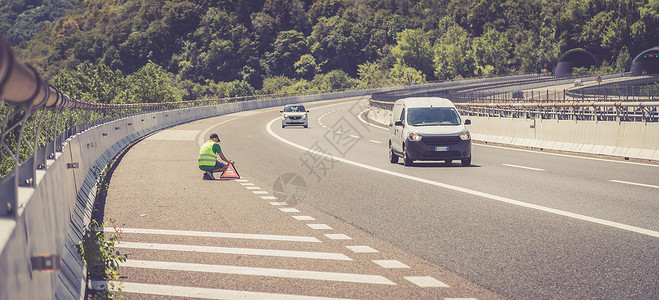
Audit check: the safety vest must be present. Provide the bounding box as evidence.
[198,140,218,167]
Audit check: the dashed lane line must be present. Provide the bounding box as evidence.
[93,281,354,300]
[502,164,545,171]
[103,227,321,243]
[121,259,397,285]
[610,179,659,189]
[116,242,352,261]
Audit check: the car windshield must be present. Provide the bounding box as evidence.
[407,107,461,126]
[284,105,305,113]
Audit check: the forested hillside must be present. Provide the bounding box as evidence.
[6,0,658,103]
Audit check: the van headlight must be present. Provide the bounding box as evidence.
[409,133,422,141]
[459,131,471,140]
[283,114,289,118]
[302,113,307,118]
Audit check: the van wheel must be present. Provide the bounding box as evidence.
[282,125,286,128]
[403,146,413,166]
[304,125,308,128]
[389,143,398,163]
[461,156,471,167]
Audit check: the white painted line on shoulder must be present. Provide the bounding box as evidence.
[103,227,320,242]
[235,179,249,182]
[122,260,396,285]
[292,216,316,221]
[610,180,659,189]
[502,164,545,171]
[246,186,261,190]
[372,260,410,269]
[324,234,352,240]
[270,202,288,206]
[346,246,378,253]
[477,143,659,168]
[261,195,278,200]
[280,208,301,213]
[307,224,333,230]
[404,276,449,288]
[241,183,255,186]
[117,242,351,260]
[252,191,269,194]
[94,281,352,300]
[266,117,659,238]
[368,140,383,144]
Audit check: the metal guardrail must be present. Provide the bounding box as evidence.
[454,101,659,122]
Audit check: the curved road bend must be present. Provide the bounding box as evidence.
[105,96,658,299]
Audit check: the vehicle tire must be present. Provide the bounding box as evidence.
[389,143,398,163]
[282,124,286,128]
[304,125,308,128]
[403,146,413,166]
[444,159,452,164]
[461,156,471,167]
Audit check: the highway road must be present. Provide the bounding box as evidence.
[217,96,658,299]
[104,96,658,299]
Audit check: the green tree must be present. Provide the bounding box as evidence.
[391,28,434,79]
[294,54,320,80]
[50,62,125,104]
[312,70,356,90]
[433,24,474,79]
[388,63,426,85]
[119,61,183,103]
[471,28,511,75]
[265,30,309,78]
[357,61,388,87]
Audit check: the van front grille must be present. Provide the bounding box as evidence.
[422,136,461,146]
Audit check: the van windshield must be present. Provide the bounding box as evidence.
[407,107,461,126]
[284,105,306,112]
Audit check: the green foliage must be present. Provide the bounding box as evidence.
[5,0,656,100]
[77,219,126,298]
[118,61,184,103]
[391,29,434,79]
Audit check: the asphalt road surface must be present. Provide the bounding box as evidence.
[105,96,658,299]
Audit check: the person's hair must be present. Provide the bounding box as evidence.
[209,133,219,139]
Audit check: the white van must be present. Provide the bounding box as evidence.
[388,97,471,166]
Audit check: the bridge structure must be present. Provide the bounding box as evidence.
[1,34,658,299]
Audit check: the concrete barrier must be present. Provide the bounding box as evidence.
[368,105,659,161]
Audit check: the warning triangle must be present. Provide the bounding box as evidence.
[220,163,241,179]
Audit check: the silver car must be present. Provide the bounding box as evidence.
[281,104,309,128]
[389,97,472,166]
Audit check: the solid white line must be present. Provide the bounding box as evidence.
[103,227,320,242]
[502,164,545,171]
[266,117,659,238]
[476,143,659,168]
[117,242,351,260]
[94,281,353,299]
[121,260,396,285]
[610,180,659,189]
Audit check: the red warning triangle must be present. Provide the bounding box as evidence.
[220,163,240,179]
